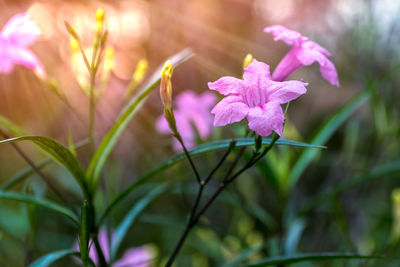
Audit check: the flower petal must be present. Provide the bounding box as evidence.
[243,59,272,85]
[247,102,285,136]
[1,13,40,47]
[319,57,340,87]
[155,114,171,134]
[114,246,153,267]
[211,95,249,126]
[208,77,245,96]
[296,44,339,86]
[268,80,307,104]
[264,25,306,46]
[200,91,217,109]
[271,49,303,82]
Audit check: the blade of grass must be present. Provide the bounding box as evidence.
[245,253,383,267]
[0,191,79,225]
[98,137,323,226]
[0,136,88,197]
[87,49,194,188]
[288,90,371,189]
[110,184,168,261]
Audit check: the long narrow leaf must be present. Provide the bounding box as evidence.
[87,49,194,187]
[29,249,77,267]
[1,158,51,190]
[288,90,370,189]
[99,137,322,225]
[0,136,88,196]
[2,138,89,190]
[110,184,168,261]
[0,191,79,225]
[0,115,28,136]
[246,253,382,267]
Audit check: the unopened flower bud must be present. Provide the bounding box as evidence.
[133,59,148,83]
[65,21,80,41]
[243,53,254,69]
[93,8,105,48]
[104,47,115,72]
[69,37,80,54]
[392,188,400,241]
[160,60,173,108]
[96,8,105,23]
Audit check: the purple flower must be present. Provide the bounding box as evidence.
[264,25,339,86]
[0,13,45,77]
[208,59,307,137]
[74,229,154,267]
[156,91,216,151]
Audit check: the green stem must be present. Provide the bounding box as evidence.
[88,73,95,158]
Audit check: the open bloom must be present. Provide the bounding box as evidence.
[208,59,307,136]
[156,91,216,151]
[74,229,153,267]
[0,13,45,77]
[264,25,339,86]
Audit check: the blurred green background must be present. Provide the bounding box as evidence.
[0,0,399,266]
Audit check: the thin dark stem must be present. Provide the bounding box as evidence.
[175,134,201,184]
[204,140,236,185]
[92,233,108,267]
[0,130,68,205]
[165,141,236,267]
[164,135,280,267]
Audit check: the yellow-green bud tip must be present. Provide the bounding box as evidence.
[392,188,400,204]
[243,53,254,69]
[96,8,105,22]
[161,60,173,79]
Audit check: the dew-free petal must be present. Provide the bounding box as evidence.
[1,13,40,46]
[208,77,245,96]
[268,80,308,104]
[211,94,249,126]
[265,25,339,86]
[247,102,285,136]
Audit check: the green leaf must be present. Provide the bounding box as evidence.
[0,136,88,197]
[1,158,51,190]
[0,115,28,136]
[302,161,400,213]
[79,201,90,267]
[29,249,76,267]
[2,138,89,191]
[222,243,264,267]
[87,49,194,188]
[110,184,168,261]
[245,253,382,266]
[288,90,371,189]
[0,191,79,225]
[99,137,323,225]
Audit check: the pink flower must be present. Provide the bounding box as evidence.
[156,91,216,151]
[208,59,307,137]
[74,229,154,267]
[0,13,45,77]
[264,25,339,86]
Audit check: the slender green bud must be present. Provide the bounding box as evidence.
[65,21,80,41]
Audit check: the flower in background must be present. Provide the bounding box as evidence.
[0,13,45,78]
[208,59,307,136]
[74,229,154,267]
[264,25,339,86]
[156,91,216,151]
